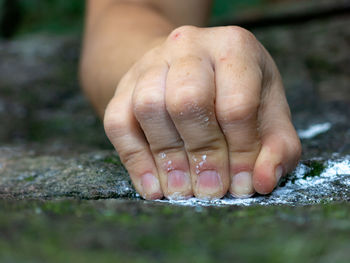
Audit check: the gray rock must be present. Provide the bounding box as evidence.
[0,148,135,199]
[1,146,349,206]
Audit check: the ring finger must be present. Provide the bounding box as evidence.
[132,61,192,199]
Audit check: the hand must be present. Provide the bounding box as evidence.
[104,25,301,200]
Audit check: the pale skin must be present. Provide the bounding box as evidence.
[80,0,302,200]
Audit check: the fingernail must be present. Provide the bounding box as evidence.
[231,171,254,198]
[168,170,190,191]
[141,173,162,199]
[197,170,222,196]
[275,165,283,183]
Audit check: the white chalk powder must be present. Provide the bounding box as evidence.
[155,156,350,207]
[298,122,331,139]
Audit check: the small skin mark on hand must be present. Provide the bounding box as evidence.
[173,32,181,40]
[219,57,227,62]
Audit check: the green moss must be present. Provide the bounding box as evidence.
[280,160,326,187]
[1,200,350,262]
[40,200,82,215]
[24,175,35,182]
[303,160,326,179]
[103,155,122,166]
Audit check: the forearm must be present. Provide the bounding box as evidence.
[80,2,175,116]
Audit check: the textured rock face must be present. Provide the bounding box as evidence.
[0,149,134,199]
[0,6,350,263]
[0,147,349,205]
[0,17,349,205]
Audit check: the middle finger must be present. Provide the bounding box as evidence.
[166,55,229,199]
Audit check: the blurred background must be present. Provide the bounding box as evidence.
[0,0,348,156]
[1,0,341,37]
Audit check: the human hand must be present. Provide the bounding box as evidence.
[104,26,301,200]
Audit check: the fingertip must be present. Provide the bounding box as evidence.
[144,192,164,200]
[164,169,193,199]
[253,163,277,195]
[253,145,282,194]
[253,152,286,194]
[253,130,298,194]
[194,169,228,200]
[140,173,164,200]
[230,171,255,198]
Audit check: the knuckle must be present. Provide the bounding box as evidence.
[276,130,302,161]
[217,99,259,124]
[166,26,201,53]
[168,25,198,41]
[229,141,261,155]
[119,147,146,169]
[174,54,204,67]
[220,26,259,55]
[133,90,165,120]
[226,26,256,45]
[152,143,185,158]
[167,85,211,118]
[187,138,225,154]
[104,100,127,138]
[104,113,125,139]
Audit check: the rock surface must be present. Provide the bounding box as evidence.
[1,147,349,206]
[0,9,350,263]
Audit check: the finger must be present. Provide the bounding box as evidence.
[215,56,262,198]
[132,62,192,199]
[166,55,230,199]
[104,73,163,200]
[253,69,302,194]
